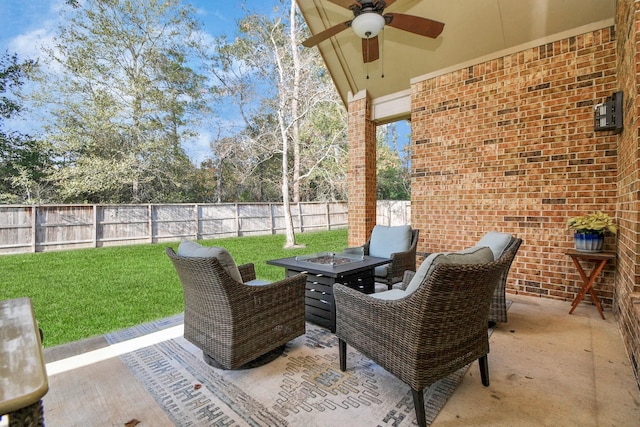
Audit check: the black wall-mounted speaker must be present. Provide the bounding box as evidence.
[594,91,623,133]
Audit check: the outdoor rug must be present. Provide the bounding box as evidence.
[106,314,498,427]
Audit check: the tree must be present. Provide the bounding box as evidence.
[278,0,302,247]
[298,96,349,201]
[377,123,411,200]
[0,53,53,203]
[207,0,347,247]
[35,0,207,203]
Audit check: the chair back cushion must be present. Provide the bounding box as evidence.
[245,279,270,286]
[404,246,494,295]
[371,289,407,300]
[477,231,513,260]
[177,241,243,283]
[368,225,412,258]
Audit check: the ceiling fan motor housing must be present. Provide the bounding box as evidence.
[351,1,386,16]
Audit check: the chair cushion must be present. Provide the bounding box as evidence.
[368,225,412,258]
[177,241,243,283]
[477,231,513,260]
[371,289,407,300]
[245,279,271,286]
[404,246,494,295]
[374,264,388,278]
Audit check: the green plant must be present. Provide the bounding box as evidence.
[567,211,617,235]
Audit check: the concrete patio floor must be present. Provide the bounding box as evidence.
[33,294,640,426]
[434,294,640,426]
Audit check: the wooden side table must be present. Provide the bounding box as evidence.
[565,250,615,319]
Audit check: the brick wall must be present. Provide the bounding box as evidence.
[410,27,618,307]
[614,0,640,386]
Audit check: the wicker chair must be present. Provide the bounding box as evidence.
[166,247,306,369]
[363,227,420,290]
[334,242,519,427]
[487,236,522,324]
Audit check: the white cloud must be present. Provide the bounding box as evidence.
[5,0,64,71]
[9,28,52,61]
[184,131,213,165]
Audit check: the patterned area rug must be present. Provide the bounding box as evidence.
[106,316,481,427]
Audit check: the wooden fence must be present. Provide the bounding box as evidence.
[0,201,410,254]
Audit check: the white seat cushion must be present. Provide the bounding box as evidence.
[404,246,494,295]
[368,225,412,258]
[477,231,513,260]
[177,241,243,283]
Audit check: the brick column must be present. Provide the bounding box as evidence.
[347,90,377,246]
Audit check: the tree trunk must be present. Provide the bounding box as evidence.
[279,0,303,248]
[291,0,301,204]
[282,170,297,248]
[280,108,300,248]
[216,158,223,203]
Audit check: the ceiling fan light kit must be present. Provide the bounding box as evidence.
[351,12,385,38]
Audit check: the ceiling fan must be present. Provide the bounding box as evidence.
[302,0,445,63]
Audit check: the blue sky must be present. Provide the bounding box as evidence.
[0,0,283,163]
[0,1,278,49]
[0,0,410,163]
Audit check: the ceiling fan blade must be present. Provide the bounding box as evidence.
[362,36,380,63]
[385,13,445,38]
[302,21,351,47]
[326,0,362,10]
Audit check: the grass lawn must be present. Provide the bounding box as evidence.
[1,228,348,348]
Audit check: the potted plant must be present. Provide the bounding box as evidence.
[567,211,617,252]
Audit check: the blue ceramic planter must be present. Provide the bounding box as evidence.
[574,232,604,253]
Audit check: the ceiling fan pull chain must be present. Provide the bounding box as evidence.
[366,37,370,79]
[381,29,385,78]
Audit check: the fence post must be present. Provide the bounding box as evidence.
[235,204,240,237]
[148,204,153,243]
[269,203,275,235]
[326,202,331,230]
[31,205,36,253]
[194,204,199,240]
[93,205,98,248]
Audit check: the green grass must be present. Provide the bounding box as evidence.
[0,228,348,348]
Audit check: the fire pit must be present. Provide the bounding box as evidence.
[295,250,364,266]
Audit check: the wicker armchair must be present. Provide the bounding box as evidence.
[487,236,522,324]
[363,227,420,290]
[166,247,306,369]
[334,242,519,427]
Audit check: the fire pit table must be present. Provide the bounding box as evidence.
[267,251,390,332]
